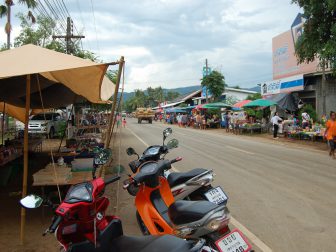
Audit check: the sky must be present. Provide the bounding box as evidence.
[0,0,301,92]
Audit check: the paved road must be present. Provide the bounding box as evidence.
[122,118,336,252]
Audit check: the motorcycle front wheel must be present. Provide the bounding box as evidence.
[136,211,150,235]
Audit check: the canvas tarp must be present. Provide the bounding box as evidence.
[267,93,299,112]
[0,44,115,108]
[0,102,26,122]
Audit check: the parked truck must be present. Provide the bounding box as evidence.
[135,108,155,124]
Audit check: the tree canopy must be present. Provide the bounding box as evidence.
[201,70,225,101]
[292,0,336,71]
[13,12,97,61]
[246,93,262,101]
[123,86,181,112]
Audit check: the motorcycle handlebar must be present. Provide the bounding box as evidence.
[170,156,182,164]
[49,215,62,233]
[104,175,121,186]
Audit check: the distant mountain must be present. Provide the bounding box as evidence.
[122,85,201,101]
[246,86,261,93]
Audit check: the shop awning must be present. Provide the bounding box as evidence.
[0,44,116,108]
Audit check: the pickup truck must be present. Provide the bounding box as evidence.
[28,112,66,138]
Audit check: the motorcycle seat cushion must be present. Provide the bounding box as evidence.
[168,200,220,226]
[167,168,208,187]
[113,235,193,252]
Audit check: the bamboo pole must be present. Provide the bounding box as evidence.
[20,74,31,244]
[1,102,5,145]
[105,56,124,148]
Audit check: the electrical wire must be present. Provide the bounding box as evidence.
[76,0,93,51]
[90,0,100,54]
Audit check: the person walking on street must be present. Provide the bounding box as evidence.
[271,112,282,139]
[122,118,127,128]
[324,111,336,159]
[116,113,121,128]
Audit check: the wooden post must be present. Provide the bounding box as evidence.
[20,74,31,244]
[105,56,124,148]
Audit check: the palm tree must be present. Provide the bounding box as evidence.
[0,0,37,49]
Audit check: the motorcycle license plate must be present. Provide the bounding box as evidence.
[215,229,252,252]
[204,186,228,205]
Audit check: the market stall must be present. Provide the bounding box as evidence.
[241,99,277,134]
[0,44,121,243]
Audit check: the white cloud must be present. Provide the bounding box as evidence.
[0,0,301,91]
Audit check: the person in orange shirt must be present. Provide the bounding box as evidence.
[325,111,336,159]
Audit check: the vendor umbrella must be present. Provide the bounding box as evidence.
[232,100,251,108]
[243,99,277,108]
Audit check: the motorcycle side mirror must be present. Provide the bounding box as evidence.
[126,147,139,159]
[163,128,173,137]
[126,147,136,156]
[20,194,43,209]
[163,128,173,144]
[167,139,179,149]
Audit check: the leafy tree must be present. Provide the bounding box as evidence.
[14,13,60,48]
[225,95,239,105]
[292,0,336,114]
[246,93,262,100]
[165,91,180,101]
[124,89,147,112]
[0,0,37,49]
[201,70,225,101]
[146,86,164,107]
[14,13,96,61]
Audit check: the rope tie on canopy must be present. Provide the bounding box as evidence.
[36,74,62,203]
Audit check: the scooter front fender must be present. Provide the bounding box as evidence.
[135,177,174,235]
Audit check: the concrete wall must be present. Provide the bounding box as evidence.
[315,75,336,117]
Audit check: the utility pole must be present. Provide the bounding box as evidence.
[52,17,85,54]
[205,59,209,103]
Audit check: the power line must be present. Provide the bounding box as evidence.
[75,0,92,51]
[41,0,67,33]
[90,0,100,54]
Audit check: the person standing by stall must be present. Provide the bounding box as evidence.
[196,113,202,129]
[324,111,336,159]
[302,111,311,129]
[177,113,182,127]
[271,112,282,139]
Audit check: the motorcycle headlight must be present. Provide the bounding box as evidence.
[206,208,230,231]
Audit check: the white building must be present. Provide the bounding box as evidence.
[193,87,258,105]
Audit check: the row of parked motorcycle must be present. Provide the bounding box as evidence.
[20,128,253,252]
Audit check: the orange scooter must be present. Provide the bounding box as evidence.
[123,158,253,252]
